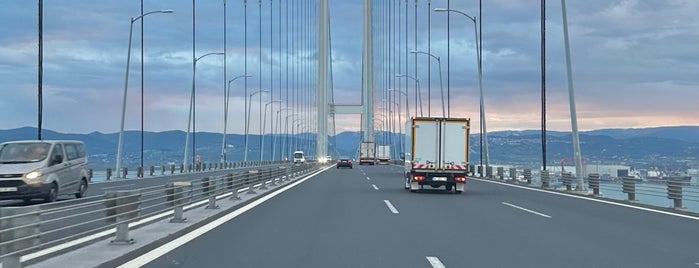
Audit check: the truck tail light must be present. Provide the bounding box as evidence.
[413,176,426,182]
[455,177,467,183]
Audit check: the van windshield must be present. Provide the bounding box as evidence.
[0,142,51,163]
[294,153,304,159]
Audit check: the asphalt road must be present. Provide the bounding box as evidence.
[136,164,699,268]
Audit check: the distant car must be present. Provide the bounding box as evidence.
[336,158,353,169]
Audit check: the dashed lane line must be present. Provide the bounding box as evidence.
[372,184,379,190]
[426,256,446,268]
[502,202,552,218]
[383,200,399,214]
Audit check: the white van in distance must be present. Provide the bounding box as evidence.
[293,150,305,164]
[0,140,90,203]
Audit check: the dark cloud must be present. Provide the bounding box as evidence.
[1,0,697,134]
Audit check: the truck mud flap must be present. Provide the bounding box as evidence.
[410,181,420,192]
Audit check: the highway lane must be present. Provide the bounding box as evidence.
[132,164,698,268]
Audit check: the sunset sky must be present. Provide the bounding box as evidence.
[1,0,697,134]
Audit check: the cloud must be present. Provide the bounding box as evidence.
[1,0,697,135]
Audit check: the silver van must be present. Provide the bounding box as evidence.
[0,140,90,203]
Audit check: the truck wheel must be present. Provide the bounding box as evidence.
[455,190,463,194]
[445,185,453,191]
[404,178,410,190]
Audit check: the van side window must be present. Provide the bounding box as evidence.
[75,143,86,158]
[65,144,79,161]
[50,144,64,166]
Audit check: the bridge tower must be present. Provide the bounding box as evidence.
[317,0,375,158]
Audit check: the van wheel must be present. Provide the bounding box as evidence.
[44,183,58,203]
[75,180,88,198]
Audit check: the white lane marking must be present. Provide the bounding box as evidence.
[472,178,699,221]
[426,256,446,268]
[383,200,399,214]
[101,184,136,190]
[502,202,552,218]
[372,184,379,190]
[366,176,371,181]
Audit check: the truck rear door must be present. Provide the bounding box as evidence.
[413,119,439,169]
[440,120,469,170]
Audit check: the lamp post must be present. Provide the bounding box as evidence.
[221,74,252,162]
[395,75,422,117]
[261,100,282,161]
[434,7,490,170]
[410,50,445,118]
[245,89,269,162]
[116,9,173,179]
[183,52,224,167]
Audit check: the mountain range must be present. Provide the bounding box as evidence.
[1,126,697,171]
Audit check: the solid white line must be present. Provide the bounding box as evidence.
[502,202,552,218]
[366,177,371,180]
[117,166,333,267]
[426,256,446,268]
[472,178,699,221]
[372,184,379,190]
[383,200,399,214]
[101,184,136,190]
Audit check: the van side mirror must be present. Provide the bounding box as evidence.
[51,155,63,166]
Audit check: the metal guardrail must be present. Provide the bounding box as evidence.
[467,166,699,212]
[90,160,286,181]
[0,163,324,268]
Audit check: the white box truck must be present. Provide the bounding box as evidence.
[358,141,376,165]
[376,145,391,164]
[403,117,470,193]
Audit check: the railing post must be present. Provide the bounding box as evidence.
[541,170,550,188]
[523,169,532,184]
[509,168,517,182]
[588,173,601,196]
[622,176,637,201]
[106,168,113,181]
[0,206,40,268]
[228,173,241,201]
[104,190,141,244]
[247,170,258,194]
[136,167,143,178]
[149,166,155,176]
[497,167,504,181]
[260,169,270,190]
[121,167,128,180]
[562,171,573,191]
[486,166,493,179]
[667,179,684,210]
[202,177,219,209]
[166,181,191,223]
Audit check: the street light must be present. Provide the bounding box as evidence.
[221,74,253,162]
[434,7,490,169]
[116,9,173,179]
[389,87,411,119]
[245,89,269,162]
[183,51,224,167]
[261,100,282,161]
[410,50,445,118]
[397,74,423,117]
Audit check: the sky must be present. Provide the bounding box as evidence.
[1,0,698,135]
